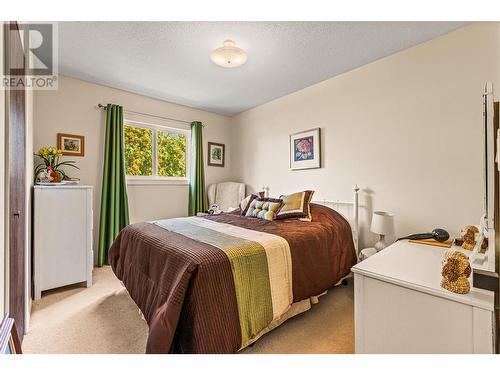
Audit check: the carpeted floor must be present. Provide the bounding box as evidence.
[23,266,354,354]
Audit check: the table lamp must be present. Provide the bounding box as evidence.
[371,211,395,251]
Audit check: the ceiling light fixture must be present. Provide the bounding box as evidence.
[210,40,247,68]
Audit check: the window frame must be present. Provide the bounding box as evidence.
[123,119,191,186]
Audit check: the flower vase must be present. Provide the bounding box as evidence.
[46,167,60,183]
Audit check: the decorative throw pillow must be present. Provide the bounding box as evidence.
[245,197,283,221]
[240,192,265,215]
[276,190,315,221]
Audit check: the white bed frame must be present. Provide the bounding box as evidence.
[312,185,360,257]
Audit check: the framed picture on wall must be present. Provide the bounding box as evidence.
[208,142,225,167]
[289,128,321,170]
[57,133,85,157]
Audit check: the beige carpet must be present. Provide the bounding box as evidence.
[23,266,354,354]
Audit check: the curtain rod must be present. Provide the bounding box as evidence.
[97,103,202,126]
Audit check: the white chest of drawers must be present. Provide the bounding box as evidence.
[34,185,93,300]
[352,241,495,353]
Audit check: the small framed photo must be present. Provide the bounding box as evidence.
[57,133,85,156]
[0,315,22,354]
[208,142,225,167]
[290,128,321,170]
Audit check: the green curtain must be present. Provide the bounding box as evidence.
[98,104,130,266]
[188,121,207,215]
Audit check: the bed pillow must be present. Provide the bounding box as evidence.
[276,190,315,221]
[245,197,283,221]
[240,191,265,215]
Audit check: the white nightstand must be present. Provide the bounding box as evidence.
[351,240,495,353]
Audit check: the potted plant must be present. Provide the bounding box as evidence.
[34,146,79,183]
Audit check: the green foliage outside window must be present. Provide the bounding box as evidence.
[124,125,153,176]
[157,130,187,177]
[124,125,187,177]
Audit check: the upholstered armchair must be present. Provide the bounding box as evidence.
[207,182,246,212]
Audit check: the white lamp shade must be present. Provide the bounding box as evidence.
[370,211,395,235]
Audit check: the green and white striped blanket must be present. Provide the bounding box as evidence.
[154,216,292,346]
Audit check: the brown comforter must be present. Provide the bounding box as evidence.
[109,203,356,353]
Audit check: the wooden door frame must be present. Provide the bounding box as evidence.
[5,21,26,340]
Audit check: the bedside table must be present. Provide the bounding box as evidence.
[351,240,495,353]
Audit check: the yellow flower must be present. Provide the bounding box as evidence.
[38,146,61,159]
[38,147,49,158]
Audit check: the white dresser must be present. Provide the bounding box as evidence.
[352,241,495,353]
[34,185,93,300]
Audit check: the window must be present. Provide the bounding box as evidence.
[124,126,153,176]
[124,121,189,184]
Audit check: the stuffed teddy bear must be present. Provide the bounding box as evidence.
[460,225,479,250]
[208,204,222,215]
[441,251,471,294]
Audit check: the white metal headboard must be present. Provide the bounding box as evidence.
[312,185,360,256]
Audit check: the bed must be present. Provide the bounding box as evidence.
[109,192,358,354]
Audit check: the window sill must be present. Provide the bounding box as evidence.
[126,177,189,186]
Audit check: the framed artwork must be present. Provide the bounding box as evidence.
[0,315,22,354]
[57,133,85,156]
[208,142,225,167]
[289,128,321,170]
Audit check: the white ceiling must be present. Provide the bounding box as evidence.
[58,22,467,116]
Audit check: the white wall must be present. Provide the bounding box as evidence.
[34,75,233,256]
[33,23,500,253]
[230,23,500,248]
